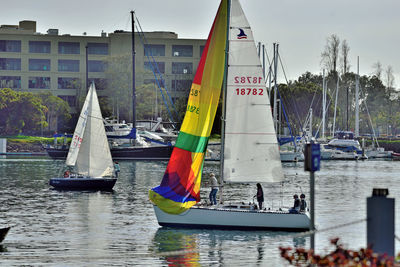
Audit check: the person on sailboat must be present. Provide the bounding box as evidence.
[114,161,120,178]
[289,194,300,213]
[300,194,307,212]
[255,183,264,210]
[209,173,218,205]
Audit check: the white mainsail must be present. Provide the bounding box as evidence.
[65,83,114,177]
[223,0,284,183]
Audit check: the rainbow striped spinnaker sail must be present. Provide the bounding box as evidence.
[149,0,228,215]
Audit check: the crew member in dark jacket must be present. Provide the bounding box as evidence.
[255,183,264,210]
[300,193,307,212]
[289,194,300,213]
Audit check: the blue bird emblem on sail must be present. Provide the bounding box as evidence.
[237,28,247,39]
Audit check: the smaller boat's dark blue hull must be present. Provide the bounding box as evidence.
[0,227,10,243]
[49,178,117,191]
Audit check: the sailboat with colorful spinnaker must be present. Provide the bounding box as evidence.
[149,0,310,231]
[49,83,117,191]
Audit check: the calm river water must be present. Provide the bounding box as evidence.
[0,157,399,266]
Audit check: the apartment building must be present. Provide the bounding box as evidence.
[0,20,206,113]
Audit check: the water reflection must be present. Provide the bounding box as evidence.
[1,159,400,265]
[65,191,114,259]
[293,236,306,248]
[152,228,200,266]
[151,228,305,266]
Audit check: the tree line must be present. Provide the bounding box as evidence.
[278,34,398,138]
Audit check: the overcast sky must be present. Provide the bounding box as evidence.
[3,0,400,86]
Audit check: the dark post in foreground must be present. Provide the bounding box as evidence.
[304,142,320,250]
[367,188,395,256]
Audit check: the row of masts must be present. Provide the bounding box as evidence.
[258,42,362,140]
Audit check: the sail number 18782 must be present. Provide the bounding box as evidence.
[236,88,264,95]
[234,76,264,95]
[234,76,263,84]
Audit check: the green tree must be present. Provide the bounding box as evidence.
[0,88,47,135]
[37,92,71,133]
[104,53,133,122]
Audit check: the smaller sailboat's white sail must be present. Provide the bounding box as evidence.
[223,0,284,183]
[65,86,91,167]
[66,83,114,177]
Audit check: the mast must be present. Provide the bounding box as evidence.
[262,44,265,79]
[85,45,89,93]
[322,70,325,139]
[219,0,231,203]
[273,43,278,134]
[309,108,313,139]
[332,77,339,137]
[355,56,360,138]
[131,11,136,135]
[268,48,272,98]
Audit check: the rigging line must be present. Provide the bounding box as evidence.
[135,16,179,118]
[134,22,173,110]
[359,86,379,147]
[135,16,180,122]
[314,89,334,138]
[274,49,300,139]
[302,82,319,131]
[278,53,289,84]
[134,28,177,123]
[276,88,297,149]
[279,88,300,133]
[264,45,272,69]
[290,94,303,130]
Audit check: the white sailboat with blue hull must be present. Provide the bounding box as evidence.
[150,0,311,231]
[49,83,117,190]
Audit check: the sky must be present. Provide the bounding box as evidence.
[3,0,400,86]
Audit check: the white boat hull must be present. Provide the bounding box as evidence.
[153,205,310,231]
[280,151,304,162]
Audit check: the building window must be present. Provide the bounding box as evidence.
[29,59,50,71]
[0,58,21,70]
[172,62,193,74]
[172,80,192,91]
[200,45,205,57]
[59,95,76,107]
[144,44,165,57]
[88,78,107,90]
[29,41,51,53]
[58,42,80,54]
[88,60,105,72]
[58,60,79,72]
[0,40,21,52]
[144,61,165,74]
[0,76,21,88]
[29,77,50,89]
[172,45,193,57]
[144,79,165,88]
[87,43,108,55]
[58,77,81,89]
